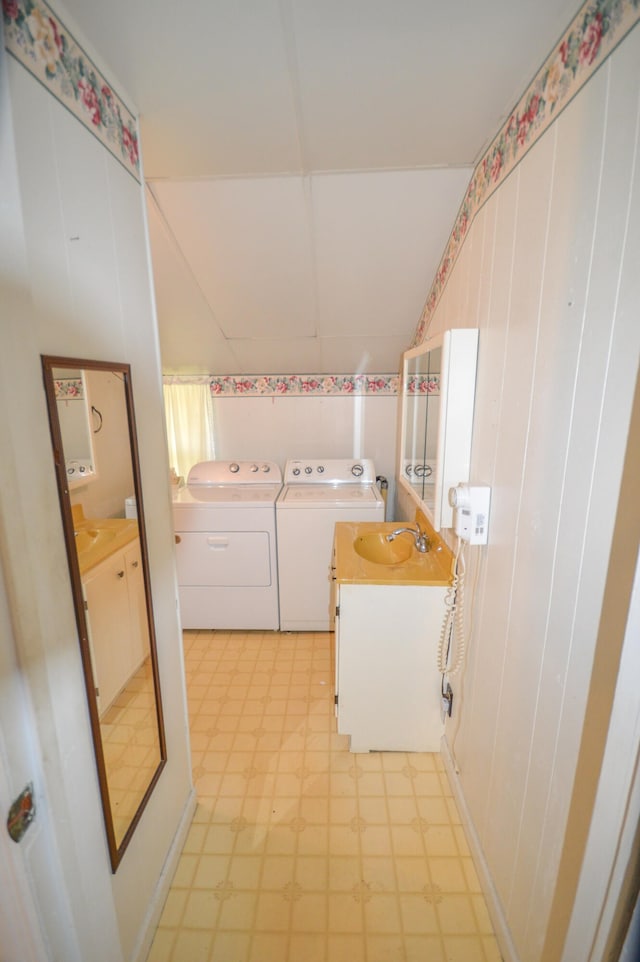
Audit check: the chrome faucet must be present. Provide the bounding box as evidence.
[386,524,431,553]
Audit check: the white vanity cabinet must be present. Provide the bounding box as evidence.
[82,537,148,714]
[335,581,447,752]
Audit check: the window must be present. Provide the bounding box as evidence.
[163,381,215,480]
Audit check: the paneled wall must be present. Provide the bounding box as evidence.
[423,26,640,962]
[211,393,399,514]
[1,53,193,962]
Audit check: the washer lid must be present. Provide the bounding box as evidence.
[278,483,383,506]
[173,483,282,506]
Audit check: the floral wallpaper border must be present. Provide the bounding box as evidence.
[413,0,640,345]
[406,376,440,395]
[54,377,83,400]
[163,374,399,397]
[207,374,399,397]
[2,0,140,181]
[163,370,438,398]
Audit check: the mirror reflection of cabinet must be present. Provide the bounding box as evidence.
[82,538,147,715]
[398,329,478,529]
[42,356,166,872]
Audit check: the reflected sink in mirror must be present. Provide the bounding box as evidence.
[75,527,116,554]
[73,518,139,573]
[353,532,414,565]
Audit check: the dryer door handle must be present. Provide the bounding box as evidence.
[206,537,229,550]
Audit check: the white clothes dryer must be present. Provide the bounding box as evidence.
[172,460,282,630]
[276,459,384,631]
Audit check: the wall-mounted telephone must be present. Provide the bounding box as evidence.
[448,483,491,544]
[438,483,491,694]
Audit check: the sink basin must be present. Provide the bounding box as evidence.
[71,515,139,574]
[353,532,413,565]
[74,526,118,556]
[74,528,99,554]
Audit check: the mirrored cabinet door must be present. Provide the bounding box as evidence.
[401,346,442,506]
[54,368,99,487]
[398,330,478,529]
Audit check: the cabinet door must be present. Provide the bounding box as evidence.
[336,583,446,752]
[123,539,148,676]
[83,552,131,714]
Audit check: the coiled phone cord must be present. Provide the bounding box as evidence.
[437,537,466,676]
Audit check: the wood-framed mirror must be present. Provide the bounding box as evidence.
[41,355,167,871]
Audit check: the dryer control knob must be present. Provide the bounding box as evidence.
[293,467,301,476]
[351,463,364,477]
[317,465,325,473]
[229,462,240,473]
[305,466,313,474]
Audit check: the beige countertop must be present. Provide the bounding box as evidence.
[72,505,139,575]
[334,513,453,587]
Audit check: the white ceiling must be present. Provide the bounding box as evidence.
[61,0,580,374]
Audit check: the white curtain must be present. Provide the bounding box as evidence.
[163,381,215,480]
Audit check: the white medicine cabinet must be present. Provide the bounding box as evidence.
[398,328,478,530]
[55,368,99,488]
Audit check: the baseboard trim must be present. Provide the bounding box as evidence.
[441,737,520,962]
[131,787,197,962]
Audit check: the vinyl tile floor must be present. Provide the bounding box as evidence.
[101,657,161,847]
[146,630,502,962]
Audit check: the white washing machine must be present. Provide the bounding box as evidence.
[172,460,282,630]
[276,459,384,631]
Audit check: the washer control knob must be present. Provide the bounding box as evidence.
[305,466,313,474]
[292,467,301,476]
[229,462,240,473]
[261,464,271,473]
[249,464,259,472]
[351,463,364,477]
